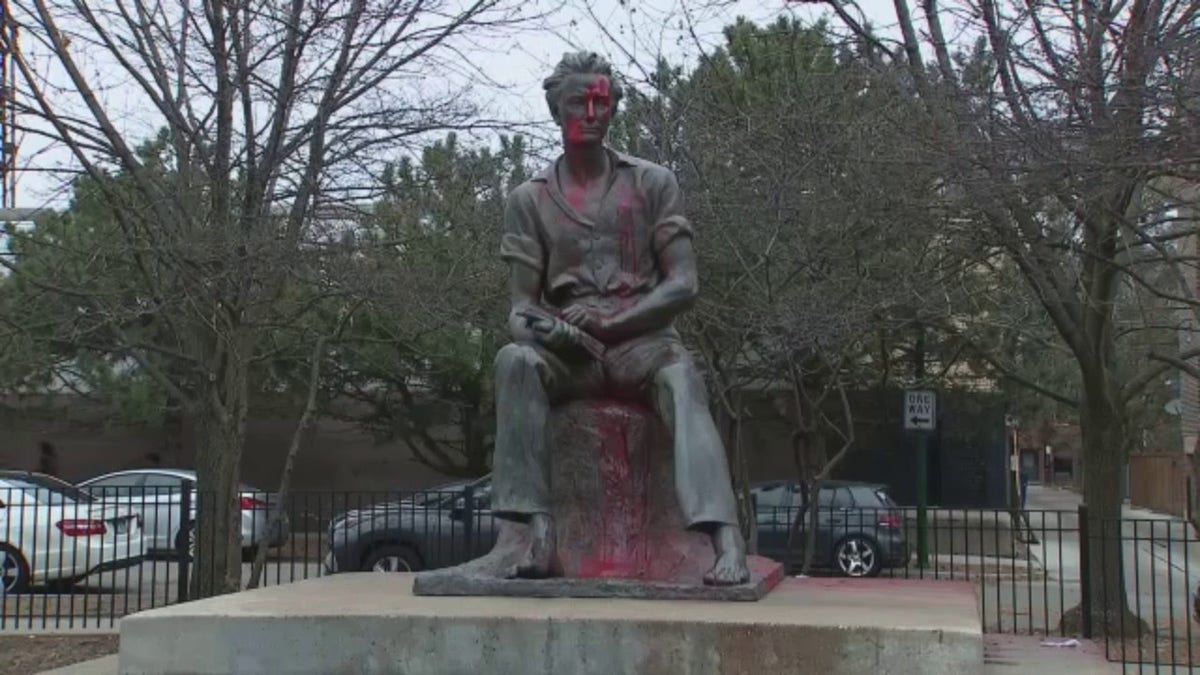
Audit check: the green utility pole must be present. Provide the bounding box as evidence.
[915,429,929,569]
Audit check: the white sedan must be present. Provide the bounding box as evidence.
[79,469,289,558]
[1,471,146,593]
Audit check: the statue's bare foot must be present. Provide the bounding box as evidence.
[704,524,750,586]
[509,512,556,579]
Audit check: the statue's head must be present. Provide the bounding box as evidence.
[543,51,624,147]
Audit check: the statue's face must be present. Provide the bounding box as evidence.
[557,74,613,146]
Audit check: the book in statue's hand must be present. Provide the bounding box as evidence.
[517,308,605,361]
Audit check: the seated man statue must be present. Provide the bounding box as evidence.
[492,51,749,586]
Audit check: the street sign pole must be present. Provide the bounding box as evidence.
[916,430,929,569]
[904,390,936,571]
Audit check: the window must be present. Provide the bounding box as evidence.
[874,489,898,507]
[89,474,145,488]
[817,487,854,509]
[752,483,796,509]
[1,477,90,505]
[85,474,145,498]
[142,474,184,495]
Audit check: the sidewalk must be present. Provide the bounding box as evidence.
[36,655,116,675]
[1026,483,1198,525]
[984,635,1121,674]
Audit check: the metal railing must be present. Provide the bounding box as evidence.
[3,485,1199,671]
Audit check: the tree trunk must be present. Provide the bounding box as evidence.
[190,357,250,598]
[248,336,327,589]
[796,432,828,574]
[162,395,185,466]
[1079,375,1135,635]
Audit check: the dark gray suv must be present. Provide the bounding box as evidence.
[753,480,909,577]
[324,477,494,574]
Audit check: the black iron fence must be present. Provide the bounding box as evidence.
[2,483,1198,671]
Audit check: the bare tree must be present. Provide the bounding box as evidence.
[818,0,1200,632]
[0,0,530,597]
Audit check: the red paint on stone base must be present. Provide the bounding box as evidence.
[549,399,774,586]
[577,401,652,577]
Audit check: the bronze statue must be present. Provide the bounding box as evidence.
[490,51,749,586]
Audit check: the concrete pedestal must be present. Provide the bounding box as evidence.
[119,574,984,675]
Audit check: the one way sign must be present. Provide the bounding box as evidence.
[904,390,937,431]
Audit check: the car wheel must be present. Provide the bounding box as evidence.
[833,535,881,578]
[175,523,195,561]
[0,544,30,594]
[362,545,423,573]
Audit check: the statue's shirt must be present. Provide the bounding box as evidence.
[500,149,692,314]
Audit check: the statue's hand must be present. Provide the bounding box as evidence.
[561,304,607,338]
[536,317,586,352]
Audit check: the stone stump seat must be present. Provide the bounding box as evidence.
[414,398,782,597]
[544,398,718,581]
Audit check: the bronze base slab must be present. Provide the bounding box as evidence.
[412,556,785,602]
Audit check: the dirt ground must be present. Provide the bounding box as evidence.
[0,634,117,675]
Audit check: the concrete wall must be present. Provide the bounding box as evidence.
[0,403,454,492]
[0,387,1008,506]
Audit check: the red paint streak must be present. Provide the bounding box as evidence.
[564,76,612,146]
[612,188,639,313]
[576,403,651,578]
[617,187,637,277]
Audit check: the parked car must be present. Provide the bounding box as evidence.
[78,469,289,558]
[0,470,146,593]
[325,476,906,578]
[753,479,908,577]
[325,477,495,574]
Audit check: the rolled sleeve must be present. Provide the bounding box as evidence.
[498,189,545,272]
[650,169,694,254]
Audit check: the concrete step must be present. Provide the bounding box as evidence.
[118,574,984,674]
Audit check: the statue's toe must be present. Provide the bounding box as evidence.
[703,553,750,586]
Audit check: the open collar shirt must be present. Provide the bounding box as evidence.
[499,148,693,312]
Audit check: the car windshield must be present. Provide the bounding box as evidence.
[874,489,898,507]
[0,475,93,505]
[752,483,796,509]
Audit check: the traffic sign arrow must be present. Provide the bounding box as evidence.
[903,390,937,431]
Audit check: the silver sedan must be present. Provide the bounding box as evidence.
[78,469,289,558]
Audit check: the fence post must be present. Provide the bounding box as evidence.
[177,480,193,604]
[1188,475,1193,525]
[462,485,475,554]
[1077,503,1092,639]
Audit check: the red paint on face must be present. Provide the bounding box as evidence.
[576,401,651,578]
[563,76,612,146]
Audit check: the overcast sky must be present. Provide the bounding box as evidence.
[8,0,900,212]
